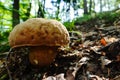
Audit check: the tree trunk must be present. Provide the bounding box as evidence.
[37,0,45,18]
[100,0,102,12]
[107,0,110,10]
[56,4,60,19]
[43,0,46,12]
[12,0,20,27]
[92,0,95,13]
[83,0,88,15]
[89,0,92,14]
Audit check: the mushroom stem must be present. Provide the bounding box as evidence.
[29,46,59,66]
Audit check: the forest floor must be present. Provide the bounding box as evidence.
[0,20,120,80]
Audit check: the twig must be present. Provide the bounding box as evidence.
[4,62,12,80]
[5,48,14,80]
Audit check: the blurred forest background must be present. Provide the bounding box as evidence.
[1,0,120,52]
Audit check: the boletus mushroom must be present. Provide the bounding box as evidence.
[8,18,70,67]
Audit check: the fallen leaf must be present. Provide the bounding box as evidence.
[100,38,107,46]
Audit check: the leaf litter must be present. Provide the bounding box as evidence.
[0,24,120,80]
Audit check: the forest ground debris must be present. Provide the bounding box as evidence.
[0,23,120,80]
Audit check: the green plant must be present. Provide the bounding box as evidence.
[0,30,10,41]
[0,30,11,52]
[63,20,75,31]
[0,44,10,53]
[75,14,94,24]
[74,11,120,25]
[96,11,119,23]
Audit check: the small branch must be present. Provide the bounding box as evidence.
[4,62,12,80]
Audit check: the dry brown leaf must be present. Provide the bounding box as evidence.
[100,38,107,46]
[65,70,75,80]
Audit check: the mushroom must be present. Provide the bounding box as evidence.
[8,18,70,67]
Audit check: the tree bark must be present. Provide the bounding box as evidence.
[12,0,20,27]
[100,0,102,12]
[89,0,92,14]
[107,0,110,10]
[83,0,88,15]
[37,0,45,18]
[56,4,60,19]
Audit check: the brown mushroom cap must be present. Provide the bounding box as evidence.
[8,18,70,47]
